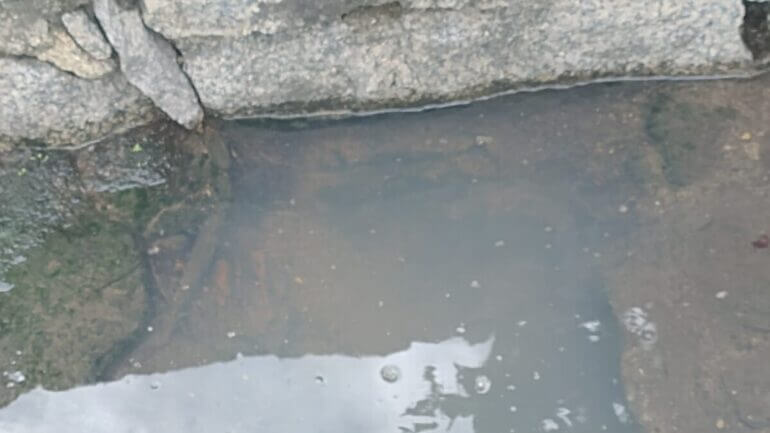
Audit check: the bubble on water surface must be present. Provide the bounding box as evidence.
[380,365,401,383]
[474,375,491,394]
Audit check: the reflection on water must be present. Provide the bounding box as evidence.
[0,338,493,433]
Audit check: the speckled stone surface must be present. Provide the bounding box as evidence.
[164,0,754,117]
[0,57,157,148]
[94,0,204,129]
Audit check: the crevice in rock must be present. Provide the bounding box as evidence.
[341,1,403,21]
[142,22,206,123]
[741,1,770,60]
[0,52,84,80]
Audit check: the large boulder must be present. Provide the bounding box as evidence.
[143,0,755,117]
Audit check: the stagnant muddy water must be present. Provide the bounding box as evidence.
[2,75,770,433]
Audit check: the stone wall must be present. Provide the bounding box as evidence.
[0,0,766,148]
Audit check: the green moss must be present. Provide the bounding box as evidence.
[0,213,145,407]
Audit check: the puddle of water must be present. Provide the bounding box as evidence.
[3,74,770,432]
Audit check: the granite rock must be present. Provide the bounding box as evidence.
[0,57,157,148]
[62,8,114,60]
[94,0,204,129]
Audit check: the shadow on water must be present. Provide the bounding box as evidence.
[4,73,770,432]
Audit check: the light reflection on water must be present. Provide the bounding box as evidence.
[1,337,494,433]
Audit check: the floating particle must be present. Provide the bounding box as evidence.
[618,204,629,214]
[533,371,541,381]
[509,406,518,412]
[612,402,630,424]
[315,375,325,385]
[580,320,601,333]
[456,325,466,334]
[494,240,506,247]
[147,326,154,332]
[475,135,494,146]
[588,335,600,342]
[380,365,401,383]
[150,381,161,390]
[541,418,559,431]
[226,331,236,338]
[715,291,728,299]
[556,407,573,427]
[517,320,527,327]
[544,226,553,232]
[470,280,481,289]
[474,375,491,394]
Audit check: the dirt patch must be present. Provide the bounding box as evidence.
[604,74,770,433]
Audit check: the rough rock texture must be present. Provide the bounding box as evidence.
[1,0,767,147]
[61,8,113,60]
[153,0,754,117]
[94,0,204,130]
[0,57,157,148]
[0,1,114,78]
[36,28,115,78]
[139,0,506,39]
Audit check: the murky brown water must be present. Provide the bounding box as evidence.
[2,74,770,433]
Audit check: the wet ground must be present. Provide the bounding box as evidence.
[1,73,770,433]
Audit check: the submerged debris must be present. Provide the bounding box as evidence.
[751,234,769,249]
